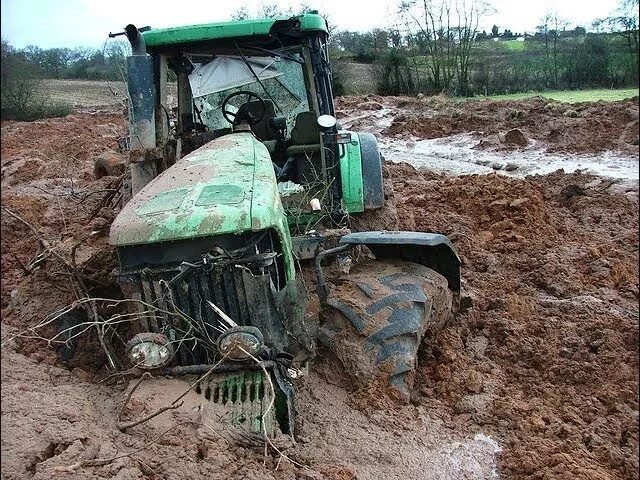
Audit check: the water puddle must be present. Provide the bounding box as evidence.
[341,107,395,133]
[380,133,639,182]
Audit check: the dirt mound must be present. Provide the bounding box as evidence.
[337,95,640,155]
[388,162,639,478]
[1,110,125,375]
[501,128,528,146]
[1,111,125,315]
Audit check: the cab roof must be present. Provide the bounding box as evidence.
[142,12,328,50]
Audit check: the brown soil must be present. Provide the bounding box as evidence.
[1,95,638,479]
[337,94,640,155]
[40,79,178,110]
[391,162,639,479]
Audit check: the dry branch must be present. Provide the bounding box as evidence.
[117,401,184,431]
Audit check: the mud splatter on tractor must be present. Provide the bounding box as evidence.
[99,12,460,437]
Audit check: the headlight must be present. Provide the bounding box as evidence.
[217,326,264,361]
[126,333,174,369]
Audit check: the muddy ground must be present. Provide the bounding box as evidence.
[1,92,638,479]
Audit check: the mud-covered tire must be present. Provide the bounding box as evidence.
[319,259,453,400]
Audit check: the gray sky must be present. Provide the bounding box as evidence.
[1,0,621,49]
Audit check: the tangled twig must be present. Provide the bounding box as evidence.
[116,353,230,432]
[119,372,152,418]
[117,401,184,432]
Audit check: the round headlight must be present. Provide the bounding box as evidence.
[126,333,174,369]
[217,326,264,361]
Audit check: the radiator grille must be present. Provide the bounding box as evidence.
[128,264,251,365]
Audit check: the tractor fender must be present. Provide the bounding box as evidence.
[339,231,461,293]
[359,132,385,210]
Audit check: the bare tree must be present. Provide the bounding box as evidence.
[537,12,568,88]
[596,0,639,84]
[398,0,491,94]
[453,0,492,95]
[232,2,313,20]
[231,6,250,21]
[399,0,450,92]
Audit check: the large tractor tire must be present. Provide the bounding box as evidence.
[319,259,453,401]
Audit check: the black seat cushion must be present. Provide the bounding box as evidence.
[290,111,320,145]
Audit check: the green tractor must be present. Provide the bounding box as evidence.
[106,12,460,437]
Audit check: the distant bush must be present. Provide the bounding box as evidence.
[1,39,71,121]
[375,50,415,95]
[331,60,347,96]
[2,98,72,122]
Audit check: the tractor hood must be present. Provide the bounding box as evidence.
[110,132,285,246]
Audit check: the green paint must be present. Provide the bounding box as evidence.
[214,371,272,433]
[143,13,328,49]
[137,188,189,215]
[195,184,245,206]
[110,132,295,280]
[283,131,364,228]
[339,132,364,213]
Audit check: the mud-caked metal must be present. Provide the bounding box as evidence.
[121,24,157,194]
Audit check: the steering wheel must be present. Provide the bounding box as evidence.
[221,90,267,126]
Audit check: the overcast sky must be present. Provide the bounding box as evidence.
[1,0,622,49]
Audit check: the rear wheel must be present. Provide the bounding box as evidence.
[318,259,453,400]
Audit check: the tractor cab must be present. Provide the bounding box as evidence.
[120,12,365,222]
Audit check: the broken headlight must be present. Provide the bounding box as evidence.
[217,326,264,361]
[126,333,174,369]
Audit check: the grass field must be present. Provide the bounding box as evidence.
[476,88,639,103]
[40,79,638,109]
[41,79,127,107]
[499,39,527,52]
[40,79,178,108]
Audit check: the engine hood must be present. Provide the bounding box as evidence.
[110,132,285,246]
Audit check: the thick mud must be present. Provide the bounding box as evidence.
[1,96,638,479]
[337,94,639,155]
[390,162,639,479]
[338,95,640,183]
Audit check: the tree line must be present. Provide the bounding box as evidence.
[1,39,130,81]
[331,0,639,96]
[1,0,638,117]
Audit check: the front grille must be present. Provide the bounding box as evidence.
[195,371,276,436]
[117,229,290,366]
[139,266,250,331]
[123,263,253,365]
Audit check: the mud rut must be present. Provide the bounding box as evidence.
[1,96,638,480]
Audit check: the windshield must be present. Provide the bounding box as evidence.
[190,53,309,134]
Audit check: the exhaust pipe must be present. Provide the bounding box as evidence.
[125,24,147,55]
[124,24,157,195]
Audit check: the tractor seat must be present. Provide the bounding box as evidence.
[283,111,325,185]
[286,111,321,155]
[236,100,276,141]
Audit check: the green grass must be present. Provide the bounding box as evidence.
[475,88,639,103]
[500,39,527,52]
